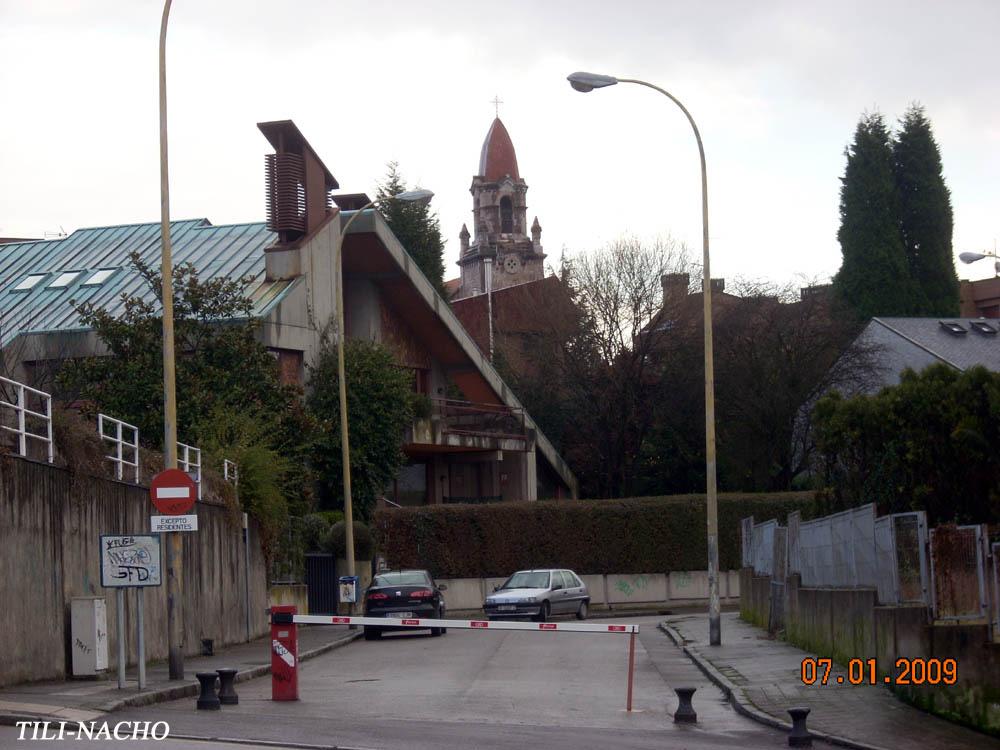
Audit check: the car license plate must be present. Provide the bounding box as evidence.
[386,612,413,619]
[498,605,517,612]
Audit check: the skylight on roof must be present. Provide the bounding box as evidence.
[13,273,47,291]
[82,269,116,286]
[49,271,81,289]
[939,321,968,336]
[970,320,997,336]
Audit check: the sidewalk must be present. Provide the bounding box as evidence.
[663,612,999,750]
[0,625,359,725]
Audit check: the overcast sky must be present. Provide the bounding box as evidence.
[2,0,998,286]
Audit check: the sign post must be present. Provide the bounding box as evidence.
[100,535,162,691]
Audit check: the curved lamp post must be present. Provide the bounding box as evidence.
[959,250,1000,277]
[158,0,186,680]
[336,189,433,598]
[567,71,721,646]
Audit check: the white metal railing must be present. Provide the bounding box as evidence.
[0,375,53,463]
[224,458,238,485]
[177,441,202,501]
[97,413,139,483]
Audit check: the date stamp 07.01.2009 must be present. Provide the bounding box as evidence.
[800,657,958,687]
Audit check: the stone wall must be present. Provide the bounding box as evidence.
[0,455,269,687]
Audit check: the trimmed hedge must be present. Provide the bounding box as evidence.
[373,492,818,578]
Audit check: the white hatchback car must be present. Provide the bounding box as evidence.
[483,569,590,622]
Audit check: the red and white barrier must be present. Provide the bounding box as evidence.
[289,613,639,634]
[270,609,641,711]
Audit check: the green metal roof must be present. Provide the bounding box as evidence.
[0,219,292,348]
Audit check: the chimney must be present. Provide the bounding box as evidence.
[258,120,339,246]
[710,278,725,295]
[661,273,690,306]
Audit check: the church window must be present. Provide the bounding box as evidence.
[500,196,513,233]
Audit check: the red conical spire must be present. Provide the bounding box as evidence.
[478,118,520,181]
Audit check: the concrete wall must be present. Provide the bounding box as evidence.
[437,570,741,612]
[1,455,270,687]
[740,568,1000,734]
[269,584,309,615]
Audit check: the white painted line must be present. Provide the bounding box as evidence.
[155,487,191,499]
[289,614,639,634]
[272,640,295,667]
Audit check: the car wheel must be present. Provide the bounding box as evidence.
[536,601,551,623]
[576,601,588,620]
[363,626,381,641]
[431,607,443,636]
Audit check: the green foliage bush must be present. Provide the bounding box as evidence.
[373,492,818,578]
[307,338,414,523]
[326,520,375,561]
[813,364,1000,523]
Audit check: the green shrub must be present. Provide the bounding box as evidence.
[325,520,375,560]
[373,492,818,578]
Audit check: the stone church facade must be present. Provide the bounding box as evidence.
[452,117,546,300]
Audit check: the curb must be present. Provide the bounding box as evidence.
[0,631,362,727]
[659,621,888,750]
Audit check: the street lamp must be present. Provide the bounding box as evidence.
[567,71,722,646]
[335,189,433,600]
[158,0,184,680]
[959,250,1000,276]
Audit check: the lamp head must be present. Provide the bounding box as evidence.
[567,71,618,93]
[394,189,434,204]
[959,251,988,264]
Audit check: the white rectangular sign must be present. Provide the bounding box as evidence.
[100,535,162,588]
[151,514,198,532]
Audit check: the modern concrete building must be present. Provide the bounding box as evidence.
[0,120,577,503]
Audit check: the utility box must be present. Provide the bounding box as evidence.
[71,597,109,676]
[338,576,359,604]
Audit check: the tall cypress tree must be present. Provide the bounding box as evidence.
[834,113,919,319]
[376,162,446,293]
[893,104,959,316]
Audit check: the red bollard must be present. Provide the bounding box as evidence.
[270,605,298,701]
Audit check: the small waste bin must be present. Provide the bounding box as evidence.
[338,576,359,604]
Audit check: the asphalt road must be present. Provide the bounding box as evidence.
[1,616,798,749]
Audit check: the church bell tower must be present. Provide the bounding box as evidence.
[454,117,545,299]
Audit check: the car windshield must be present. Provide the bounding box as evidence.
[501,571,550,590]
[373,571,429,587]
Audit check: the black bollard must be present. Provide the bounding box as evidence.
[673,686,697,723]
[787,706,812,747]
[196,672,221,710]
[217,668,239,705]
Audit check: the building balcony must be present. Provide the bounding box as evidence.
[405,398,531,453]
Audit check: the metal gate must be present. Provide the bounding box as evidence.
[304,553,338,614]
[929,525,988,621]
[992,542,1000,640]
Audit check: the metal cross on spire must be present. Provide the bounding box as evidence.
[491,95,503,118]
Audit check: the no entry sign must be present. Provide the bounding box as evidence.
[150,468,197,515]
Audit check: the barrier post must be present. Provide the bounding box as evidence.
[270,605,298,701]
[626,630,636,712]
